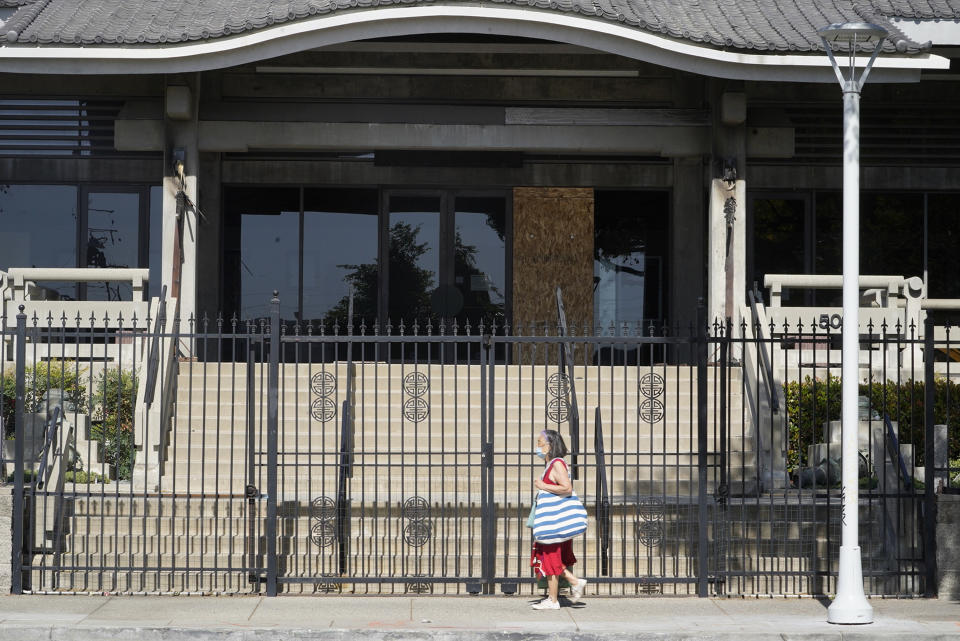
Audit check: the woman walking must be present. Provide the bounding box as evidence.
[530,429,588,610]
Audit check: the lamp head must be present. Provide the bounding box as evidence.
[818,22,887,48]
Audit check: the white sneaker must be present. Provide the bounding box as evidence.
[531,598,560,610]
[569,579,587,602]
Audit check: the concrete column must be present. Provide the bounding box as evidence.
[670,156,705,331]
[938,493,960,599]
[161,79,200,340]
[707,178,746,330]
[0,486,11,593]
[707,87,748,333]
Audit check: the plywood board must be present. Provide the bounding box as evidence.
[512,187,594,328]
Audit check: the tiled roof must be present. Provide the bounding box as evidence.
[0,0,955,53]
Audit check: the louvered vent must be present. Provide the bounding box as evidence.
[771,102,960,166]
[0,99,157,158]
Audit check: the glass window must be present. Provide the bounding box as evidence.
[387,195,441,321]
[594,190,668,330]
[454,196,506,324]
[927,193,960,303]
[0,184,78,299]
[752,198,807,306]
[149,186,163,299]
[225,188,301,320]
[302,189,379,324]
[85,192,141,301]
[861,193,923,280]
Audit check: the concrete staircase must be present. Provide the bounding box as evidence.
[25,359,772,594]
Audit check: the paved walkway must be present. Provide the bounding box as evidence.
[0,594,958,640]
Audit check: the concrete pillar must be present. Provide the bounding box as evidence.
[162,79,200,341]
[670,157,705,331]
[707,178,746,330]
[0,486,11,593]
[938,493,960,599]
[707,86,748,333]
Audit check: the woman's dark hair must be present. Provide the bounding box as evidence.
[541,429,568,461]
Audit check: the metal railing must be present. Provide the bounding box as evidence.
[3,296,953,598]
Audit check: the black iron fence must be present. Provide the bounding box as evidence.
[1,298,956,597]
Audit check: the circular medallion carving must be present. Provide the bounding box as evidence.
[402,496,430,522]
[311,397,338,422]
[403,397,429,423]
[547,397,569,423]
[403,521,433,547]
[310,520,337,548]
[311,371,337,397]
[638,398,664,423]
[403,372,429,397]
[310,496,337,548]
[546,372,570,398]
[639,373,664,399]
[636,520,664,547]
[637,496,665,521]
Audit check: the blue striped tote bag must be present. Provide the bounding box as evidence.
[532,490,588,544]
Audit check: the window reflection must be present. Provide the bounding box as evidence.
[454,197,506,324]
[85,192,140,301]
[302,189,379,324]
[388,196,440,321]
[0,185,78,299]
[594,191,667,331]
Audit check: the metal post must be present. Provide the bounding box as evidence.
[827,79,873,623]
[828,78,873,626]
[923,315,937,596]
[265,292,280,596]
[11,306,26,594]
[819,22,886,623]
[480,333,494,592]
[696,301,709,597]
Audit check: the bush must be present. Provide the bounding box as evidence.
[783,375,960,469]
[90,367,137,480]
[1,361,87,439]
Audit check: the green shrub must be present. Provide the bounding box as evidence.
[64,469,109,484]
[90,367,137,480]
[1,361,87,439]
[783,375,960,469]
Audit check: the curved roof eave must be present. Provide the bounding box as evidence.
[0,6,949,81]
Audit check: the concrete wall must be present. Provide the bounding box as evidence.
[937,493,960,600]
[0,485,11,594]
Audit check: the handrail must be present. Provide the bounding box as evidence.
[336,399,352,576]
[555,286,580,480]
[336,284,356,575]
[883,412,914,490]
[144,285,168,407]
[747,288,779,413]
[34,406,62,491]
[593,406,611,577]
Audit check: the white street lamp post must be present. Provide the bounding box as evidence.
[818,21,887,626]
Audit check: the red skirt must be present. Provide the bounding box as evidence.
[532,540,577,577]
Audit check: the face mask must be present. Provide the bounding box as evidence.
[535,449,546,459]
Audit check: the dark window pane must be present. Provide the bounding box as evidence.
[594,190,668,330]
[814,192,842,306]
[223,187,301,320]
[149,186,163,299]
[85,192,140,301]
[752,198,806,306]
[388,196,440,321]
[302,188,379,324]
[927,194,960,322]
[0,184,78,299]
[454,196,506,325]
[861,193,923,279]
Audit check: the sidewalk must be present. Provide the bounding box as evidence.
[0,594,958,640]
